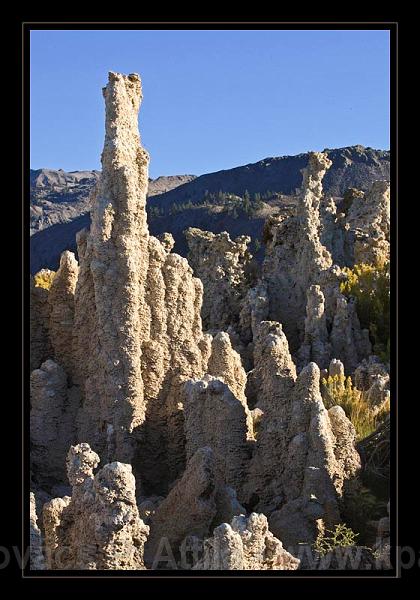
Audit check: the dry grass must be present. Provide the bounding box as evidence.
[321,374,390,441]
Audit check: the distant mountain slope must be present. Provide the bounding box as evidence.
[30,169,195,234]
[148,145,389,212]
[30,146,389,273]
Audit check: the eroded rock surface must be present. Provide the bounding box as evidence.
[30,72,388,572]
[145,447,217,568]
[185,228,252,331]
[30,360,78,488]
[30,277,52,371]
[66,73,210,493]
[48,251,78,379]
[183,377,250,497]
[30,492,45,570]
[43,443,149,570]
[194,513,300,570]
[262,152,333,351]
[346,181,390,266]
[244,322,361,548]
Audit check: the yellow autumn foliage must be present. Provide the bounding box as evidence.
[321,374,390,441]
[34,269,56,290]
[340,262,390,363]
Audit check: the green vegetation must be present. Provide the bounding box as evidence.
[340,262,390,363]
[313,524,359,557]
[321,374,390,441]
[147,205,164,218]
[341,485,388,545]
[156,189,268,219]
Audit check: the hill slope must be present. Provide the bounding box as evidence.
[30,145,389,273]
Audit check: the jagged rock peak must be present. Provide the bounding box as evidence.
[194,513,300,570]
[43,443,149,570]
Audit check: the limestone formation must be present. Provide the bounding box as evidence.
[194,513,300,570]
[242,153,375,372]
[30,360,78,488]
[185,227,252,331]
[183,377,250,497]
[261,152,333,351]
[43,496,71,569]
[43,443,149,570]
[145,447,217,567]
[319,197,349,267]
[329,358,345,378]
[70,73,209,492]
[30,72,390,571]
[48,251,79,379]
[30,277,52,372]
[244,322,361,548]
[320,182,390,269]
[30,492,45,570]
[296,282,371,375]
[346,180,390,265]
[297,285,331,370]
[329,291,372,373]
[354,356,390,408]
[341,187,365,216]
[206,332,254,437]
[238,281,269,346]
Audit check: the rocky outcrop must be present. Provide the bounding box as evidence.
[185,227,252,331]
[243,153,374,372]
[48,251,78,379]
[296,282,371,375]
[194,513,300,570]
[69,73,209,493]
[354,356,390,408]
[30,277,52,372]
[183,377,250,497]
[43,443,149,570]
[239,282,269,344]
[206,332,254,437]
[43,496,72,569]
[30,72,389,571]
[261,152,333,352]
[319,197,349,267]
[329,291,372,373]
[329,358,345,378]
[30,360,78,488]
[30,492,45,570]
[346,180,390,265]
[297,285,331,370]
[145,447,217,567]
[244,322,361,549]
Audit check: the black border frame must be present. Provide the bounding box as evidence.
[20,19,399,582]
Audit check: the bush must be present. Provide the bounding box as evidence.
[313,524,359,556]
[34,269,55,290]
[321,374,390,441]
[342,486,388,545]
[340,262,390,363]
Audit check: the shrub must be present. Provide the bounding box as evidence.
[321,374,389,441]
[313,524,359,557]
[34,269,56,290]
[340,262,390,363]
[342,486,388,545]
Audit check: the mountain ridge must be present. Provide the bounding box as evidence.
[30,145,390,273]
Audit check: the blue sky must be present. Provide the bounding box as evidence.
[30,29,390,179]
